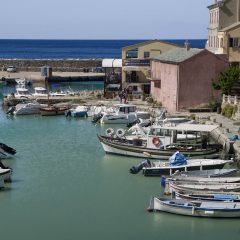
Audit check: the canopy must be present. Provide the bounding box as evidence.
[169,151,187,166]
[151,123,219,133]
[102,59,122,68]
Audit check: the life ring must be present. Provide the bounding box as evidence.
[116,128,125,138]
[105,128,114,137]
[152,137,161,147]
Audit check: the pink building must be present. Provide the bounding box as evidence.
[150,47,228,112]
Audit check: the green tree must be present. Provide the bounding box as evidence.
[212,66,240,94]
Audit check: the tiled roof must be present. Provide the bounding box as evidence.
[153,48,204,64]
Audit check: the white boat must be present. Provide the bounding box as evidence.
[32,87,48,97]
[13,102,47,115]
[147,197,240,218]
[49,91,67,97]
[0,168,12,182]
[98,124,221,159]
[100,104,150,124]
[14,87,32,99]
[169,181,240,193]
[15,78,26,85]
[66,105,88,117]
[141,159,232,176]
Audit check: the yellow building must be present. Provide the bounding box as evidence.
[206,0,240,65]
[121,40,182,97]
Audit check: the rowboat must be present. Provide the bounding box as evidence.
[170,176,240,183]
[173,169,238,178]
[175,192,240,202]
[169,181,240,193]
[40,106,70,116]
[147,197,240,217]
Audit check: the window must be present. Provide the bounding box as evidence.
[230,38,240,48]
[126,48,138,59]
[154,81,161,88]
[144,51,150,58]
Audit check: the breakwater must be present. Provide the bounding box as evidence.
[0,59,102,72]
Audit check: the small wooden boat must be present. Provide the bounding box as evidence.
[40,106,69,116]
[141,159,232,176]
[170,176,240,184]
[170,181,240,193]
[175,192,240,202]
[147,197,240,217]
[173,169,238,178]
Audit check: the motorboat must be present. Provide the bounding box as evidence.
[0,168,12,182]
[65,105,88,117]
[32,87,48,97]
[49,91,67,97]
[141,159,232,176]
[12,102,47,115]
[147,197,240,217]
[14,87,32,99]
[100,104,150,124]
[0,142,16,158]
[98,123,221,160]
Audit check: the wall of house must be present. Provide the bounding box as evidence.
[219,0,238,29]
[151,61,178,112]
[122,41,181,60]
[227,27,240,63]
[178,50,228,111]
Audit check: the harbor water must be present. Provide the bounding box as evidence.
[0,85,240,240]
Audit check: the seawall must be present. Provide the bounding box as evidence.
[0,59,102,72]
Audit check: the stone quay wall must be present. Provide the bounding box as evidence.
[0,59,102,72]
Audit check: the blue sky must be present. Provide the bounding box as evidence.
[0,0,213,39]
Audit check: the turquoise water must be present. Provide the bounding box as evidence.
[0,99,240,239]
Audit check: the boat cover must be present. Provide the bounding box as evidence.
[169,151,187,166]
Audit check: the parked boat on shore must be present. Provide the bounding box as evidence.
[147,197,240,218]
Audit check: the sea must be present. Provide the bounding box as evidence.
[0,39,206,59]
[1,40,240,240]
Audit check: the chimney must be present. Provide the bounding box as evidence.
[184,40,190,51]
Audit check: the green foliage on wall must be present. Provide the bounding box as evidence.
[222,104,235,118]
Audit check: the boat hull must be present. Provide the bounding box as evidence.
[150,197,240,218]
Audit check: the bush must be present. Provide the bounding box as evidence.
[222,104,235,118]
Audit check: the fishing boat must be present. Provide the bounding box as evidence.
[175,192,240,202]
[147,197,240,217]
[40,105,70,116]
[0,142,16,158]
[172,169,238,178]
[100,104,150,124]
[169,181,240,193]
[98,123,221,160]
[65,105,88,117]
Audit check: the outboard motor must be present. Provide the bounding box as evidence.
[126,119,140,128]
[6,106,16,115]
[65,110,72,117]
[92,113,103,124]
[130,159,151,174]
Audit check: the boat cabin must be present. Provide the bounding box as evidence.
[115,104,137,114]
[15,87,32,98]
[33,87,48,97]
[146,123,219,150]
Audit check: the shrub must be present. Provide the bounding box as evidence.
[222,104,235,118]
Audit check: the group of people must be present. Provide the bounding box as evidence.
[118,88,128,104]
